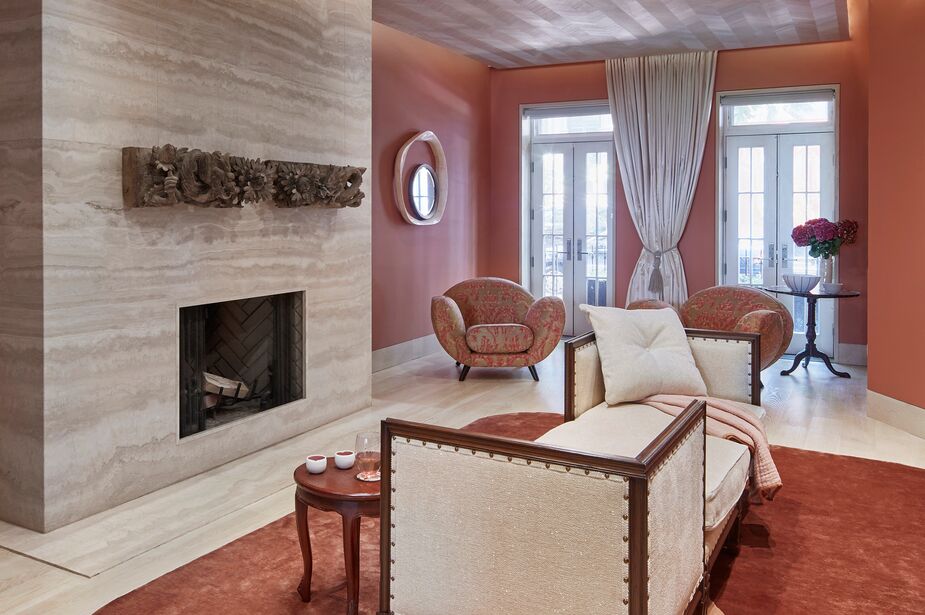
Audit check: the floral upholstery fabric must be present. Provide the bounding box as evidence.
[432,278,565,368]
[443,277,535,326]
[627,286,793,370]
[679,286,794,370]
[734,310,784,369]
[626,299,675,312]
[466,324,534,354]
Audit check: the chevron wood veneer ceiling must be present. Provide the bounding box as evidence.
[372,0,851,68]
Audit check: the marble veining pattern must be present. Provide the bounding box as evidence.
[1,0,372,531]
[0,0,45,531]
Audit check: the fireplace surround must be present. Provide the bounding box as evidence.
[0,0,371,533]
[179,292,305,437]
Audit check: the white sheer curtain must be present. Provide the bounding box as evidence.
[606,51,717,306]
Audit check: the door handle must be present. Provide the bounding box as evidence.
[562,239,572,261]
[781,244,789,268]
[576,239,590,261]
[766,243,776,266]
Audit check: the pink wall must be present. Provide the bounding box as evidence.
[867,0,925,408]
[486,0,869,343]
[371,23,491,350]
[487,63,642,307]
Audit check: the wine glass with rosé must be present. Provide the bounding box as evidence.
[355,431,381,482]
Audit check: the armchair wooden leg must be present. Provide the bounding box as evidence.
[459,365,470,381]
[455,361,460,366]
[527,365,539,381]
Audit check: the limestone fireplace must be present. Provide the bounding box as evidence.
[0,0,372,532]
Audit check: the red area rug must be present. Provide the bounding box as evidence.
[97,413,925,615]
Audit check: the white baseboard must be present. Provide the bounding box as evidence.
[867,390,925,439]
[836,343,867,366]
[372,334,442,372]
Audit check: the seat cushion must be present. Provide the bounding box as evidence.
[537,402,750,530]
[579,305,707,405]
[465,323,534,354]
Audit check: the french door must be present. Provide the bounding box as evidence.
[723,132,836,356]
[530,141,614,336]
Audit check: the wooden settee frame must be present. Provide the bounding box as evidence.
[378,328,760,615]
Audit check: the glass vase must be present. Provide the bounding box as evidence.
[821,256,835,284]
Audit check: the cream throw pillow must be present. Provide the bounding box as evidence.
[580,305,707,405]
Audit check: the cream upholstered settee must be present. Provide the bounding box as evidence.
[377,329,763,615]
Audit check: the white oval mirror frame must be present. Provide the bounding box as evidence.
[393,130,448,226]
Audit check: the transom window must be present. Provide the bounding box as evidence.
[722,90,835,135]
[732,101,830,126]
[536,113,613,135]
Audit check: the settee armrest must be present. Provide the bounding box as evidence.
[565,329,760,420]
[379,402,707,615]
[685,329,760,405]
[564,331,605,420]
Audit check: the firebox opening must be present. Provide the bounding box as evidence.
[179,291,305,438]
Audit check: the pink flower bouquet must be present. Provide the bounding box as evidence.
[791,218,858,259]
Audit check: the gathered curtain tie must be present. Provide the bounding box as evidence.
[645,246,678,295]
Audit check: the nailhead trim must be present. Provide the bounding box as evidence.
[393,440,631,484]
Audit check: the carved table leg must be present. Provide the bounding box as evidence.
[296,493,313,602]
[780,349,808,376]
[343,514,362,615]
[780,295,850,378]
[816,349,851,378]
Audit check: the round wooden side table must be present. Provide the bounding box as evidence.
[293,459,380,615]
[762,286,861,378]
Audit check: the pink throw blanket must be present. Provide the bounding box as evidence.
[643,394,782,501]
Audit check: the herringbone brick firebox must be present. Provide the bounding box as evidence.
[179,292,305,437]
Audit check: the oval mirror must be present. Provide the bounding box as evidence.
[408,164,437,220]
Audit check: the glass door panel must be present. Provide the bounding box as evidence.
[724,135,777,289]
[779,133,836,356]
[573,143,614,335]
[723,131,836,359]
[531,143,574,333]
[530,141,614,336]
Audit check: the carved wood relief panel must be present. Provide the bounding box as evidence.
[122,144,366,209]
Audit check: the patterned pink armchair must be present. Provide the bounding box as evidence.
[431,278,566,381]
[628,285,793,371]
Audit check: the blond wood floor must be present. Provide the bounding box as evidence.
[0,346,922,614]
